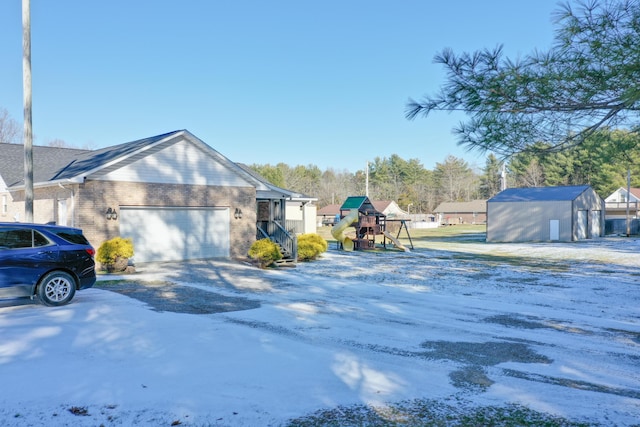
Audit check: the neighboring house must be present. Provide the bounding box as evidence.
[486,185,604,242]
[604,187,640,219]
[317,204,341,226]
[371,200,409,219]
[434,200,487,225]
[0,130,307,263]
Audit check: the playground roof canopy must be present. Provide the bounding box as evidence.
[340,196,385,216]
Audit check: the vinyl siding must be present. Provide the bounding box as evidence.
[94,139,251,186]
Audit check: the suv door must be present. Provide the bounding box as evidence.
[0,227,58,298]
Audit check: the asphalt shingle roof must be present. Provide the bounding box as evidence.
[0,143,91,187]
[0,131,183,187]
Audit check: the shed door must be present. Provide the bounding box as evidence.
[549,220,560,240]
[590,210,601,238]
[577,210,588,240]
[120,207,230,263]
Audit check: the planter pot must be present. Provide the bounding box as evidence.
[106,256,129,273]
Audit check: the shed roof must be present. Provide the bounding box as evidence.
[488,185,591,202]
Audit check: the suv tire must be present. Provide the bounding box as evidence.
[38,271,76,306]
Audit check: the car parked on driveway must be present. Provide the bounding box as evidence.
[0,223,96,306]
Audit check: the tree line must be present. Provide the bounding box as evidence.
[3,107,638,214]
[251,127,640,213]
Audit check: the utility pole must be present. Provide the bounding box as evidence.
[626,169,631,237]
[23,0,34,222]
[365,161,369,197]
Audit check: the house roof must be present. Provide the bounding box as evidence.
[317,204,340,216]
[0,131,298,197]
[434,200,487,213]
[0,131,318,204]
[0,143,91,187]
[488,185,592,202]
[372,200,392,212]
[0,131,201,188]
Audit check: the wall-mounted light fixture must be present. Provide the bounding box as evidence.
[234,208,243,219]
[106,207,118,220]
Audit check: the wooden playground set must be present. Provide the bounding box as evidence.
[331,196,413,252]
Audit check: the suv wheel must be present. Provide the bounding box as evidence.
[38,271,76,306]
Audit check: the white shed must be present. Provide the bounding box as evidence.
[487,185,605,242]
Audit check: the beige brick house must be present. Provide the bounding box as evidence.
[0,130,312,263]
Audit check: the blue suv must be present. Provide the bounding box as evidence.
[0,223,96,306]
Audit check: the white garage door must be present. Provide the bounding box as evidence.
[120,207,230,263]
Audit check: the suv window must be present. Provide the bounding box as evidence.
[51,229,91,245]
[0,228,50,249]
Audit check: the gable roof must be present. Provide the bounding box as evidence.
[488,185,592,202]
[611,187,640,201]
[0,130,264,190]
[372,200,392,212]
[434,200,487,213]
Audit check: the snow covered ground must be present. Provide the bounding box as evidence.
[1,237,639,426]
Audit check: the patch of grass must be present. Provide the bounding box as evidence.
[284,400,596,427]
[68,406,89,416]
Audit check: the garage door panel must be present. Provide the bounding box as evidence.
[120,207,230,263]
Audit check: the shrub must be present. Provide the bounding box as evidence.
[97,237,134,271]
[297,233,328,262]
[248,238,282,268]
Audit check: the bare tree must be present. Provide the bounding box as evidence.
[0,108,20,144]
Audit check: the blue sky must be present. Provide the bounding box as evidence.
[0,1,558,172]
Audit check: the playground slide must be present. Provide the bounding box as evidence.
[382,230,410,252]
[331,209,359,251]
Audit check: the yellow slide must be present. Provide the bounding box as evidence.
[383,230,410,252]
[331,209,359,251]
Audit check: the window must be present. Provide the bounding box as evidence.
[0,228,51,249]
[53,230,90,245]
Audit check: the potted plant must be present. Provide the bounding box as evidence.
[96,237,135,273]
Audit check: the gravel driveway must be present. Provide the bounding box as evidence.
[91,238,640,425]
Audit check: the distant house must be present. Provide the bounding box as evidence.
[317,204,341,226]
[371,200,408,219]
[486,185,604,242]
[433,200,487,225]
[604,187,640,219]
[603,187,640,235]
[0,130,309,263]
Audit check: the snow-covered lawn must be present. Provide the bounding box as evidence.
[1,237,639,426]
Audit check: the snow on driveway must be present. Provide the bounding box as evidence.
[0,237,639,426]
